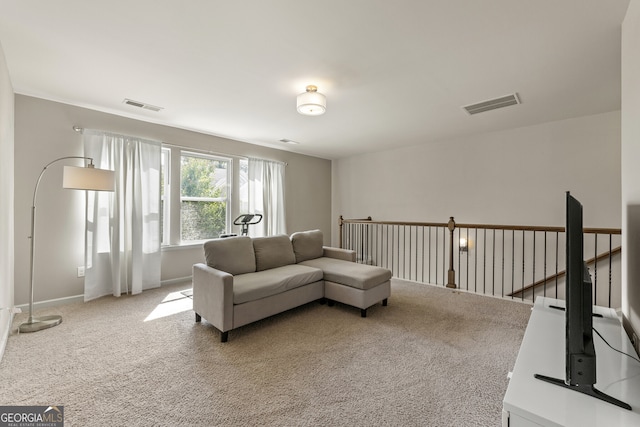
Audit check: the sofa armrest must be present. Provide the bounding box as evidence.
[323,246,356,262]
[192,263,234,332]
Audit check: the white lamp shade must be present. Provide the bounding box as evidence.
[297,90,326,116]
[63,165,115,191]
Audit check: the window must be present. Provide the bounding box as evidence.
[180,152,231,242]
[160,145,280,246]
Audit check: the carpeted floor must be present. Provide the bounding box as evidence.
[0,279,532,427]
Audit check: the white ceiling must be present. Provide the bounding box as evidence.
[0,0,631,160]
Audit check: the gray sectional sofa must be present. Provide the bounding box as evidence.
[192,230,392,342]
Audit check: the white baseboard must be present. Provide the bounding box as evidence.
[15,294,85,311]
[10,277,192,316]
[161,276,192,286]
[0,308,14,363]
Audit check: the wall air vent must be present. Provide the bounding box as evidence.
[123,98,164,112]
[463,93,520,115]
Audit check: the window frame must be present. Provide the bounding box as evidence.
[160,147,171,245]
[161,144,246,247]
[179,151,232,243]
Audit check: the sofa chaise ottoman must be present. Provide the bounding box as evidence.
[192,230,392,342]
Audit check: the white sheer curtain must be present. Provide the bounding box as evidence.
[247,158,286,237]
[83,130,162,301]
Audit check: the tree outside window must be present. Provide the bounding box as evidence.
[180,153,230,241]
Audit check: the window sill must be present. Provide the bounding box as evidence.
[161,242,205,251]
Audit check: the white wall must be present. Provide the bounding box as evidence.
[622,0,640,340]
[14,95,332,306]
[332,111,621,245]
[0,41,15,359]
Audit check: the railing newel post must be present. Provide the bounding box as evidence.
[447,216,457,289]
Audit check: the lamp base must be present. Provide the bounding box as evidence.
[19,315,62,333]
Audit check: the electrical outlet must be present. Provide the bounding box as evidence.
[77,266,85,278]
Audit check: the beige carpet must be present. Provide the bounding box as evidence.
[0,279,532,427]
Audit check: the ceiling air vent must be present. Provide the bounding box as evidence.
[123,98,164,112]
[463,93,520,115]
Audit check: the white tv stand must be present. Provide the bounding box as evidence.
[502,297,640,426]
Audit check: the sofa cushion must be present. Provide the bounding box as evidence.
[290,229,324,263]
[233,264,324,304]
[253,235,296,271]
[203,236,256,275]
[299,257,392,290]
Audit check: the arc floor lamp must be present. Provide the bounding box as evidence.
[19,156,115,333]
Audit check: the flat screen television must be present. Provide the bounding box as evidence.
[534,192,631,410]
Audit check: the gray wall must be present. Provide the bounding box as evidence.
[622,0,640,341]
[0,41,15,358]
[13,95,332,306]
[332,110,621,245]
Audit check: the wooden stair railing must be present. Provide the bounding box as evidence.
[508,246,621,297]
[339,215,622,307]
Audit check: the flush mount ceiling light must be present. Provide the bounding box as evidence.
[297,85,326,116]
